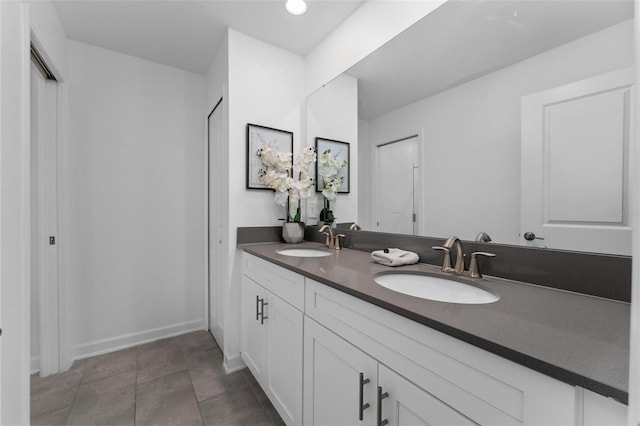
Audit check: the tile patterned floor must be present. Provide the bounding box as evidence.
[30,331,285,426]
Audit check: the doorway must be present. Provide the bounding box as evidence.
[30,47,61,377]
[375,135,420,235]
[207,98,224,349]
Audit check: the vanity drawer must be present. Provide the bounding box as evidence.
[305,278,576,426]
[242,252,305,311]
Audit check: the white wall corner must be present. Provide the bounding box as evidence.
[304,0,447,95]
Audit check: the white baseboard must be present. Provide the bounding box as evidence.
[31,356,40,375]
[73,319,206,361]
[224,352,246,374]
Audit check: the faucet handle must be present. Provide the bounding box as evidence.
[432,246,454,272]
[467,252,496,278]
[334,234,346,250]
[321,232,332,248]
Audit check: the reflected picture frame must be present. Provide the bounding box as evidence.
[246,123,294,190]
[315,137,350,193]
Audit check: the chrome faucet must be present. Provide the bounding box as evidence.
[433,236,464,273]
[433,236,496,278]
[319,225,346,250]
[349,223,362,231]
[319,225,334,248]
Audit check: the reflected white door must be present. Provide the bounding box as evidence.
[521,68,633,255]
[376,136,419,235]
[208,100,224,346]
[30,60,60,376]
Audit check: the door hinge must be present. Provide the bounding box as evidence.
[49,236,55,245]
[412,213,416,223]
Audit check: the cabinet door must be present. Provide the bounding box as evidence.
[378,364,477,426]
[582,388,627,426]
[265,293,303,425]
[304,317,378,426]
[240,275,268,382]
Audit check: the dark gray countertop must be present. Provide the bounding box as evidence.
[240,241,630,404]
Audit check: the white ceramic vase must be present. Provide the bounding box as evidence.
[282,222,305,243]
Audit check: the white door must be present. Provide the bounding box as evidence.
[30,59,60,376]
[303,317,378,426]
[266,294,303,425]
[240,276,268,382]
[378,364,477,426]
[208,101,224,345]
[521,68,634,255]
[376,136,419,235]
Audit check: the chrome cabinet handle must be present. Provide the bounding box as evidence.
[255,295,260,321]
[359,373,370,420]
[260,299,268,325]
[377,386,389,426]
[256,296,268,324]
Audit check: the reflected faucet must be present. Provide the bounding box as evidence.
[475,232,492,243]
[350,223,362,231]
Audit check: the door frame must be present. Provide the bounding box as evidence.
[31,27,71,374]
[205,97,224,346]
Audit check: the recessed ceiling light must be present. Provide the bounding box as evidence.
[286,0,307,15]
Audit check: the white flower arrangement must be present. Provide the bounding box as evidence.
[318,149,346,201]
[257,144,316,220]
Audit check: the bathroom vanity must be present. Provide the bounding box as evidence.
[239,241,628,426]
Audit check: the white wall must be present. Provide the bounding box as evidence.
[67,41,206,358]
[358,118,371,229]
[306,73,358,225]
[305,0,446,95]
[222,29,305,370]
[362,19,634,244]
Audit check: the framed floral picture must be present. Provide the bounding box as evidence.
[246,123,293,190]
[315,137,350,194]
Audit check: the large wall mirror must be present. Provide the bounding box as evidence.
[307,0,635,255]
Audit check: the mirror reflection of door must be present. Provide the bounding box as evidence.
[520,68,633,255]
[376,135,419,235]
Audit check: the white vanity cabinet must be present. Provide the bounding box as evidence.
[241,250,627,426]
[241,253,304,425]
[304,316,477,426]
[304,278,578,426]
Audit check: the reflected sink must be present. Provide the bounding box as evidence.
[373,272,499,304]
[277,248,332,258]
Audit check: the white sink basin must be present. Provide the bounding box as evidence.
[277,248,332,258]
[373,273,499,304]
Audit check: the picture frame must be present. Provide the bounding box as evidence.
[246,123,294,190]
[315,137,350,193]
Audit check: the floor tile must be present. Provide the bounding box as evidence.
[30,406,70,426]
[198,384,279,426]
[137,342,188,385]
[30,369,82,418]
[29,331,283,426]
[189,362,246,403]
[82,347,138,385]
[66,370,136,426]
[136,370,203,426]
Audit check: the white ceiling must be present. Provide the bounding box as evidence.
[348,0,635,120]
[52,0,364,74]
